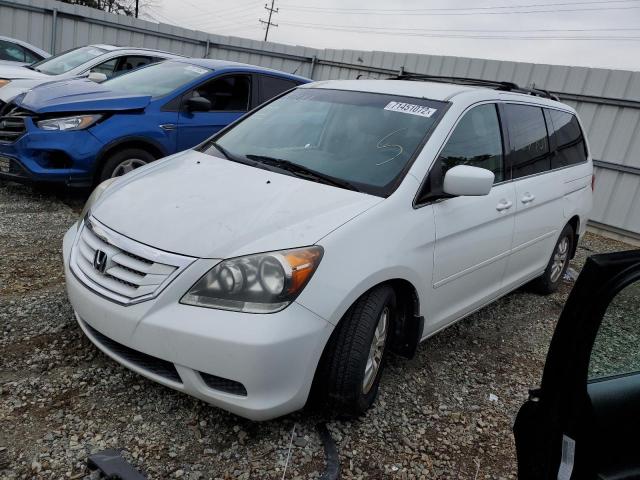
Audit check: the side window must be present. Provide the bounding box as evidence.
[438,103,505,181]
[258,75,299,104]
[504,104,550,179]
[0,41,26,62]
[187,75,251,112]
[91,58,119,79]
[588,279,640,381]
[115,55,153,76]
[22,49,40,64]
[546,109,588,169]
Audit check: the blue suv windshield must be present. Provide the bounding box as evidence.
[31,46,107,75]
[205,88,447,197]
[103,61,211,98]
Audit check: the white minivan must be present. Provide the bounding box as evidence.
[62,77,593,420]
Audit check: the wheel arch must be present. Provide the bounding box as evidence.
[93,137,168,183]
[322,277,425,361]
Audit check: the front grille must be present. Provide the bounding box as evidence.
[200,372,247,396]
[0,116,26,143]
[71,218,194,305]
[83,320,182,383]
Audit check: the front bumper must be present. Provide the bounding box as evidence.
[62,225,333,420]
[0,118,103,186]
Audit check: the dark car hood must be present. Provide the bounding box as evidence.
[15,79,151,114]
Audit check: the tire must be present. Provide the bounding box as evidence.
[317,285,396,415]
[98,148,156,183]
[531,223,574,295]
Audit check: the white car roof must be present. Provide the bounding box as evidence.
[303,79,573,112]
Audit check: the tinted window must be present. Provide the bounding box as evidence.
[0,40,26,62]
[22,48,41,63]
[547,109,588,168]
[438,103,504,183]
[188,75,251,112]
[207,88,445,196]
[504,104,550,179]
[259,75,298,103]
[117,55,153,73]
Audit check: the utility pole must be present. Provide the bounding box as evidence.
[259,0,278,42]
[135,0,139,18]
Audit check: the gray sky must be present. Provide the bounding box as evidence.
[146,0,640,71]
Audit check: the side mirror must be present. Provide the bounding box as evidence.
[186,96,212,112]
[88,71,108,83]
[443,165,494,197]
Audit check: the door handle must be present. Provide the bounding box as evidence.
[159,123,177,131]
[521,193,536,204]
[496,199,513,212]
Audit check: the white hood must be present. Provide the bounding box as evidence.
[92,151,383,259]
[0,63,47,81]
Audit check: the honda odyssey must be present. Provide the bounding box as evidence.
[62,76,593,420]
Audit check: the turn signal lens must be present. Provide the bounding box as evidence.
[0,79,10,88]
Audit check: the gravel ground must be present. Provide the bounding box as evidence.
[0,179,633,480]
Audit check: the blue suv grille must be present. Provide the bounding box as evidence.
[0,116,26,143]
[0,105,29,143]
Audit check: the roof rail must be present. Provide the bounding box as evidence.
[390,73,560,101]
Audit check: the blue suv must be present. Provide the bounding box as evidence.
[0,58,309,185]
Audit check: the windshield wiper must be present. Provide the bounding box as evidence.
[209,142,257,168]
[246,154,360,192]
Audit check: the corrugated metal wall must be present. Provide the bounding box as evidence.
[1,0,639,239]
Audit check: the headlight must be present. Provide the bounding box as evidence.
[37,114,102,131]
[0,79,10,88]
[79,177,117,223]
[181,246,324,313]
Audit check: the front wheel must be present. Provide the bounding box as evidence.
[98,148,155,183]
[317,285,396,415]
[531,223,574,294]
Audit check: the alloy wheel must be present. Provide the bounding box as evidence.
[550,236,569,283]
[362,306,389,394]
[111,158,147,177]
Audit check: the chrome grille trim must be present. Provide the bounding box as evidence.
[70,217,194,305]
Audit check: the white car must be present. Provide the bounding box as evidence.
[0,36,49,65]
[0,44,183,107]
[62,77,593,420]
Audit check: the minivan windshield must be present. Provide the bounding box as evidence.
[103,61,211,97]
[203,88,446,196]
[30,46,107,75]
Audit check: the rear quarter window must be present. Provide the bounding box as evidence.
[546,109,588,168]
[258,75,299,104]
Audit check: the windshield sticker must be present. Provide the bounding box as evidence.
[185,65,209,76]
[384,101,437,118]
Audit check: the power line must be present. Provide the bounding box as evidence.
[277,2,640,16]
[259,0,278,41]
[278,0,640,14]
[280,22,640,34]
[278,20,640,40]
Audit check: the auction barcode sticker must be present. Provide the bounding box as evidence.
[384,101,437,118]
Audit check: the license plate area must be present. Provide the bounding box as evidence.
[0,156,10,173]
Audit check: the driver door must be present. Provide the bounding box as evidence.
[514,249,640,479]
[176,74,251,151]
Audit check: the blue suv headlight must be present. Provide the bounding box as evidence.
[37,114,103,131]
